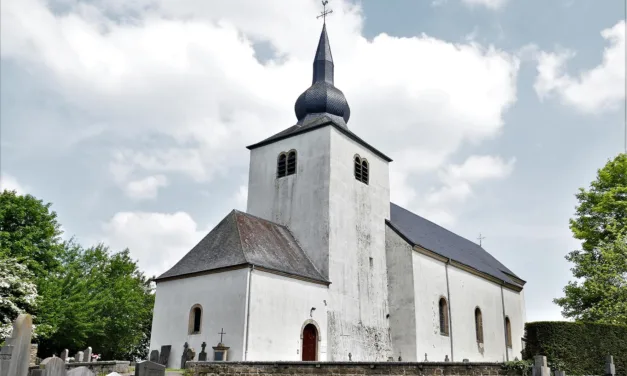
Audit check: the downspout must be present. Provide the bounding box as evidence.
[445,259,454,362]
[244,265,254,360]
[500,285,509,361]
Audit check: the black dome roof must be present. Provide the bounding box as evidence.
[294,24,351,127]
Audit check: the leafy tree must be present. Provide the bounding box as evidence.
[0,257,38,340]
[569,153,627,253]
[37,243,154,360]
[0,190,65,276]
[555,154,627,324]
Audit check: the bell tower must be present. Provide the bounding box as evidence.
[246,16,393,361]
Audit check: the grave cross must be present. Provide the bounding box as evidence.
[316,1,333,23]
[218,328,226,343]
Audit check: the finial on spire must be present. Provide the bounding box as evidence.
[317,0,333,24]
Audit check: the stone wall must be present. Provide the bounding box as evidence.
[187,361,513,376]
[29,344,38,366]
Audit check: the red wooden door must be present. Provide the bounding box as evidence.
[302,324,317,361]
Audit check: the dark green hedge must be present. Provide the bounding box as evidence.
[523,321,626,375]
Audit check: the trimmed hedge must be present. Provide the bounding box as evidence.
[524,321,626,375]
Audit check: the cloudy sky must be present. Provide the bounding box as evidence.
[1,0,625,322]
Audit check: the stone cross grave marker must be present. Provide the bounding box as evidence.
[4,314,33,376]
[41,357,66,376]
[67,366,95,376]
[83,347,92,363]
[135,360,165,376]
[149,350,159,363]
[158,345,171,367]
[198,342,207,361]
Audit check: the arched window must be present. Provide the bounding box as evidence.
[475,307,484,344]
[188,305,202,335]
[354,155,369,184]
[277,153,287,177]
[439,297,449,336]
[277,150,297,178]
[287,150,297,175]
[505,317,512,348]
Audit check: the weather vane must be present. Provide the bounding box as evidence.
[317,0,333,23]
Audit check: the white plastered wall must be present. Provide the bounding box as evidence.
[325,127,392,361]
[245,269,329,361]
[149,269,248,367]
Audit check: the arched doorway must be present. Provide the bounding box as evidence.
[301,324,318,361]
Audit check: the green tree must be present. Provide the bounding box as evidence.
[0,190,65,276]
[0,257,38,340]
[555,154,627,324]
[36,243,154,360]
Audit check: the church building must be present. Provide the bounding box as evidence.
[149,21,526,366]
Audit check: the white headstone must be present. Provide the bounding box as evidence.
[41,357,66,376]
[7,314,33,376]
[106,373,122,376]
[67,366,95,376]
[75,352,83,363]
[60,349,69,362]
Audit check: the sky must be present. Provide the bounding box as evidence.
[0,0,625,323]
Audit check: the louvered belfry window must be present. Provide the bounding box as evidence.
[287,151,297,175]
[354,155,369,184]
[277,150,297,178]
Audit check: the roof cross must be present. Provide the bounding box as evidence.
[218,328,226,343]
[316,0,333,23]
[477,233,486,247]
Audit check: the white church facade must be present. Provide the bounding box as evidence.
[149,22,526,366]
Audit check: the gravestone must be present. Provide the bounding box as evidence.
[67,366,95,376]
[74,352,83,364]
[60,349,69,362]
[554,371,566,376]
[5,314,33,376]
[149,350,159,363]
[532,355,550,376]
[83,347,92,363]
[41,357,66,376]
[605,355,616,376]
[0,338,14,376]
[180,342,189,369]
[158,345,171,367]
[198,342,207,361]
[106,373,122,376]
[134,360,165,376]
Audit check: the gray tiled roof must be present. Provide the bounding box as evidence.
[388,203,524,287]
[246,115,393,162]
[156,210,328,283]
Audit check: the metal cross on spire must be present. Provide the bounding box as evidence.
[477,233,486,247]
[317,0,333,23]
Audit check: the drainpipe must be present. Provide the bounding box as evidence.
[500,285,509,361]
[244,265,254,360]
[445,259,454,362]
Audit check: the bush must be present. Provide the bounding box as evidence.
[524,321,626,375]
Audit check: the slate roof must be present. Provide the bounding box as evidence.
[246,115,393,162]
[387,203,524,287]
[155,210,328,284]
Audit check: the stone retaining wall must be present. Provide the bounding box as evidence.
[66,360,130,374]
[187,361,514,376]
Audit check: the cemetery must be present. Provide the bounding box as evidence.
[0,313,623,376]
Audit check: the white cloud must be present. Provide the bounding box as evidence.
[420,155,515,225]
[0,174,28,194]
[460,0,507,10]
[1,0,519,207]
[101,211,207,276]
[124,175,169,200]
[534,20,626,113]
